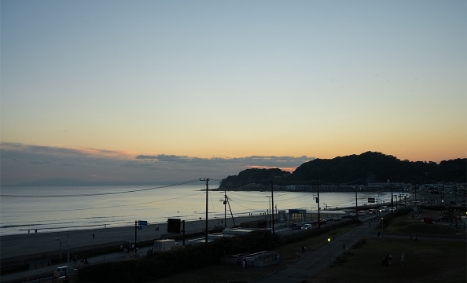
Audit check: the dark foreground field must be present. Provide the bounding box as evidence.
[310,237,466,283]
[140,236,465,283]
[78,210,466,283]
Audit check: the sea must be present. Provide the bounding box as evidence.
[0,183,407,236]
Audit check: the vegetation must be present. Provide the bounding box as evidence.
[219,151,467,189]
[383,208,466,238]
[219,168,290,188]
[310,237,466,283]
[78,211,466,283]
[78,221,357,283]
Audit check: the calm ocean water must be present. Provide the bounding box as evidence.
[0,184,405,236]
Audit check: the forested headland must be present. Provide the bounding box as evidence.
[219,152,466,190]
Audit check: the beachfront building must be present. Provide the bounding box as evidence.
[285,209,348,224]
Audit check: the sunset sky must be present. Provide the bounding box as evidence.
[1,0,466,186]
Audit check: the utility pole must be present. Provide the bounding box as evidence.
[200,178,209,243]
[390,182,394,208]
[271,180,275,235]
[355,185,358,220]
[224,188,227,229]
[266,196,271,229]
[313,180,320,229]
[414,184,417,204]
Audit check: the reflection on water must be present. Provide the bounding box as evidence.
[0,185,408,236]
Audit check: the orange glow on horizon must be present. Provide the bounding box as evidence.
[248,165,296,172]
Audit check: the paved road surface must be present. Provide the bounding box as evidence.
[254,221,373,283]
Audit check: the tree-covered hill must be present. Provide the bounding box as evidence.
[219,168,291,189]
[219,152,466,189]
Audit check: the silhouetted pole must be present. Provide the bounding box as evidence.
[355,185,358,220]
[316,180,320,229]
[200,178,210,243]
[224,188,227,228]
[271,180,275,235]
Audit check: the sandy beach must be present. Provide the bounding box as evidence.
[0,215,266,264]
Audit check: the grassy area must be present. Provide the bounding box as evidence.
[143,226,354,283]
[77,214,466,283]
[307,210,467,283]
[383,209,466,238]
[309,237,466,283]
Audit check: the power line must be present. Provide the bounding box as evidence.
[1,191,205,214]
[0,179,199,198]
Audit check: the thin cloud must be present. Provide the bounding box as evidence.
[0,142,313,186]
[77,148,136,158]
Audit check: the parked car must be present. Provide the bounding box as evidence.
[291,223,302,230]
[301,224,312,230]
[332,217,341,221]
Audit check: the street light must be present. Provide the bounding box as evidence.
[328,238,331,266]
[55,238,62,262]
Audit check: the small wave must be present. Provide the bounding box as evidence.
[0,223,48,229]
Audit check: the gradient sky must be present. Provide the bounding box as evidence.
[1,1,466,185]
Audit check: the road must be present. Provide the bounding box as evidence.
[254,218,375,283]
[1,214,376,283]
